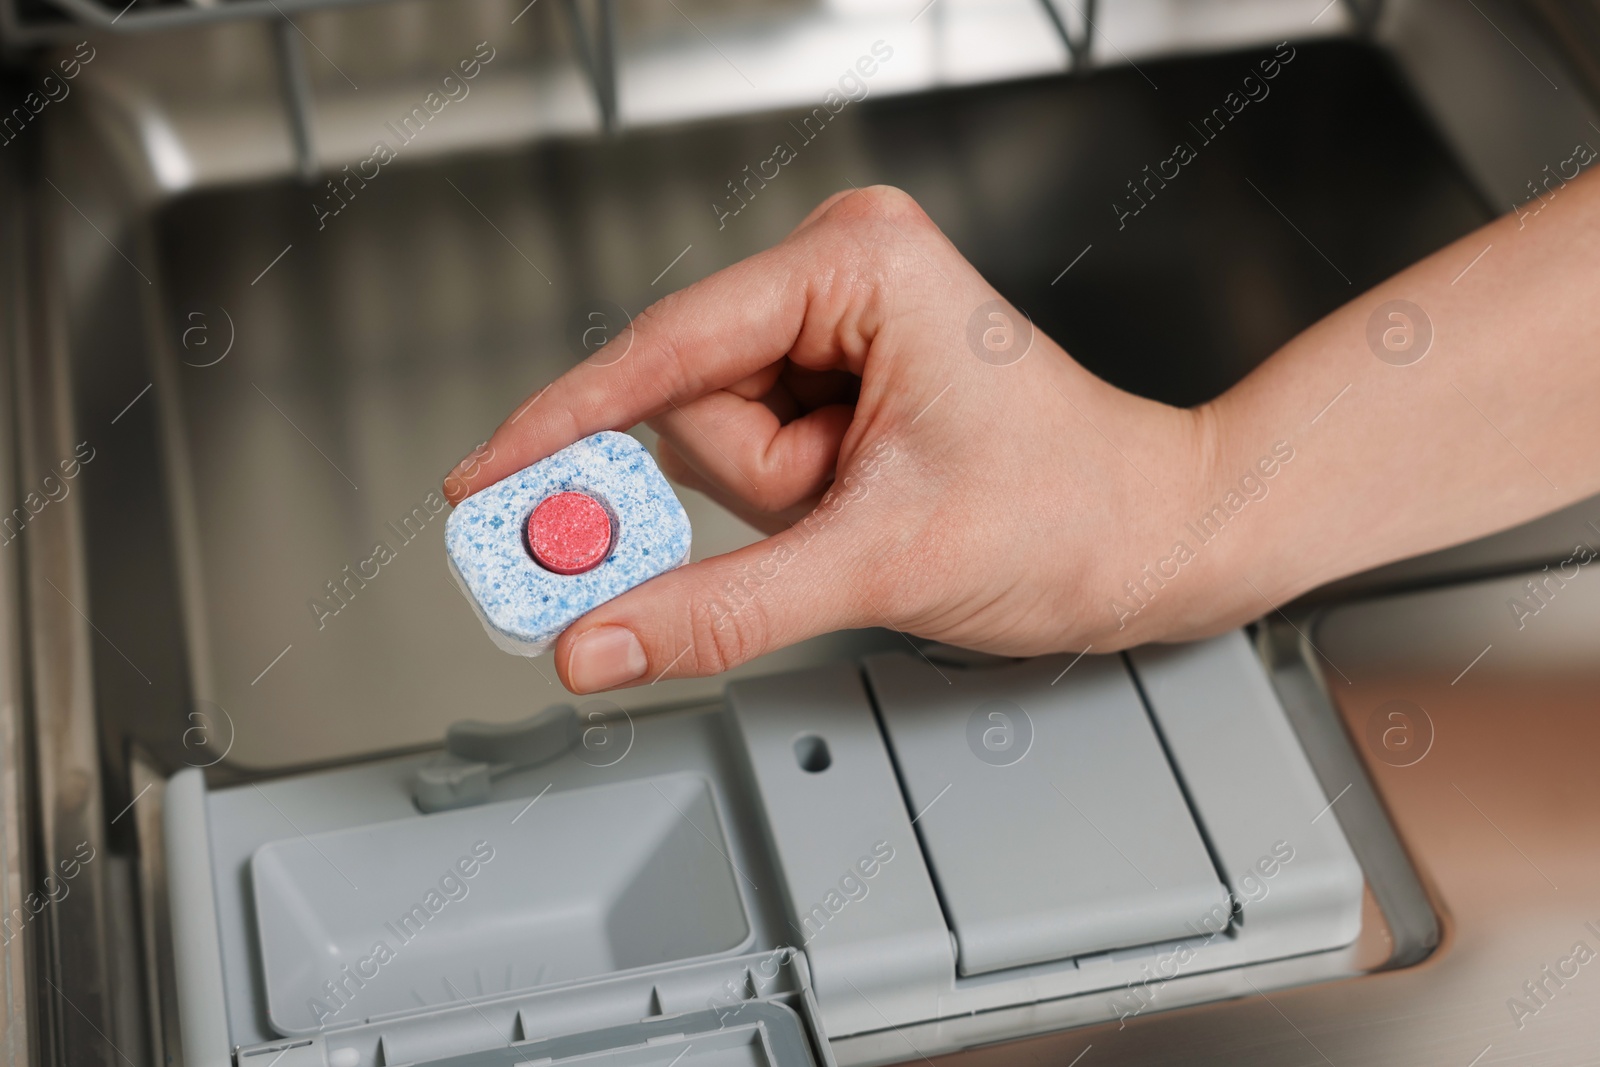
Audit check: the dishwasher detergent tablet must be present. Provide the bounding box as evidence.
[446,431,692,656]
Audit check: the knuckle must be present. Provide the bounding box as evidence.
[795,190,856,230]
[623,299,697,395]
[633,289,675,329]
[626,298,669,356]
[821,184,930,232]
[809,185,946,292]
[526,403,582,456]
[743,479,791,515]
[686,584,767,675]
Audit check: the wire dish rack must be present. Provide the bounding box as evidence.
[0,0,1381,187]
[16,0,390,33]
[0,0,1126,179]
[0,0,621,164]
[1,0,1106,51]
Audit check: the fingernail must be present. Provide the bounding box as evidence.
[567,625,648,692]
[443,469,466,500]
[444,441,493,500]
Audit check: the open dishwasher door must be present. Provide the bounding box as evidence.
[160,629,1397,1067]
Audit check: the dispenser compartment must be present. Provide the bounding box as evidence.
[252,774,753,1035]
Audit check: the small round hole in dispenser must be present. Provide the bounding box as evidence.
[794,734,831,773]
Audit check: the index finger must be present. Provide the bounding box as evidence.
[444,237,828,504]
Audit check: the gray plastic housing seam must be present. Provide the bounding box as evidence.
[1127,633,1365,956]
[725,663,954,1038]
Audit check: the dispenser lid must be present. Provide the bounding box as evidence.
[867,652,1230,976]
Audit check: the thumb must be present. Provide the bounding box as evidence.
[552,497,881,692]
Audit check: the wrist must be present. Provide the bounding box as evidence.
[1174,398,1308,634]
[1099,400,1294,646]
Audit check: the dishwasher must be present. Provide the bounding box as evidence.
[1,1,1598,1067]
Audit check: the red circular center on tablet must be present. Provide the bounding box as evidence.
[527,492,612,575]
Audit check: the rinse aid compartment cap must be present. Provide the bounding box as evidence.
[1127,632,1365,954]
[446,431,692,656]
[865,651,1231,977]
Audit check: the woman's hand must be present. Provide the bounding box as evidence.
[443,187,1252,692]
[453,166,1600,693]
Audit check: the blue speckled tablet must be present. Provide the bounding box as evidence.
[445,432,692,656]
